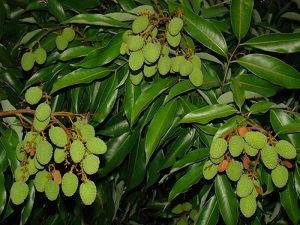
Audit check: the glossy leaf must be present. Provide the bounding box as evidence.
[0,174,6,216]
[180,104,237,124]
[215,174,239,225]
[230,0,254,41]
[50,67,113,94]
[295,165,300,199]
[48,0,67,23]
[164,80,195,104]
[0,67,24,96]
[213,115,246,140]
[0,44,15,67]
[21,180,35,225]
[117,0,137,11]
[276,123,300,134]
[231,77,245,109]
[201,5,228,19]
[98,112,130,137]
[195,195,219,225]
[234,54,300,89]
[59,46,93,61]
[242,33,300,53]
[0,148,8,173]
[145,99,177,164]
[146,150,164,188]
[249,101,276,114]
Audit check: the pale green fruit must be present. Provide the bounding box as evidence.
[120,42,127,55]
[210,138,228,159]
[127,35,144,51]
[21,52,35,71]
[27,157,38,175]
[36,140,53,165]
[191,54,201,68]
[166,32,181,47]
[54,147,66,164]
[14,167,30,182]
[261,145,278,170]
[49,126,68,147]
[225,161,243,182]
[158,55,171,76]
[171,204,183,214]
[236,174,254,198]
[55,35,68,51]
[168,17,183,36]
[86,137,107,155]
[182,202,192,211]
[82,154,100,175]
[275,140,296,159]
[130,70,143,85]
[10,181,29,205]
[33,116,50,132]
[203,160,218,180]
[62,27,75,42]
[229,135,245,157]
[271,165,288,188]
[79,124,95,142]
[70,140,85,163]
[244,131,267,149]
[79,180,97,205]
[34,48,47,65]
[44,180,60,201]
[189,67,203,87]
[171,55,185,72]
[143,63,157,77]
[61,172,78,197]
[16,141,26,162]
[25,86,42,105]
[129,50,144,71]
[210,155,224,164]
[143,43,160,63]
[179,59,193,76]
[34,170,49,192]
[35,103,51,122]
[240,195,257,218]
[132,15,149,34]
[244,143,259,157]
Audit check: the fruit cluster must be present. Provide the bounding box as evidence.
[20,27,76,71]
[171,201,197,225]
[120,11,203,87]
[202,128,297,218]
[10,86,107,206]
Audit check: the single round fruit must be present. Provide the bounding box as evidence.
[14,167,30,182]
[244,143,259,157]
[34,48,47,65]
[44,180,60,201]
[21,52,35,71]
[86,137,107,155]
[122,30,132,43]
[191,54,201,68]
[179,60,193,76]
[261,145,278,170]
[275,140,296,159]
[82,154,100,175]
[25,86,43,105]
[132,15,149,34]
[161,44,169,56]
[33,156,44,170]
[236,174,254,198]
[10,181,29,205]
[79,124,95,142]
[168,17,183,36]
[229,135,245,157]
[24,131,42,144]
[171,56,185,73]
[36,140,53,165]
[16,141,26,162]
[203,160,218,180]
[182,202,192,211]
[61,172,79,197]
[188,67,203,87]
[210,155,224,164]
[171,204,183,214]
[49,126,68,147]
[34,170,50,192]
[33,116,50,132]
[143,43,160,63]
[239,195,257,218]
[130,70,143,85]
[210,138,228,159]
[27,157,38,175]
[55,35,68,51]
[244,131,267,149]
[127,35,144,51]
[70,140,85,163]
[271,165,288,188]
[129,50,144,71]
[166,32,181,48]
[158,55,171,76]
[54,147,66,164]
[79,180,97,205]
[62,27,75,42]
[225,161,243,182]
[143,63,157,77]
[35,103,51,122]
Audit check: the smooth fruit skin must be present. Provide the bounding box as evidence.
[21,52,35,71]
[25,86,43,105]
[55,35,68,51]
[34,48,47,64]
[62,27,75,42]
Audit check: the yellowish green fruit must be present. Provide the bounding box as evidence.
[239,195,257,218]
[70,140,85,163]
[143,63,157,77]
[244,143,259,157]
[127,35,144,51]
[33,156,44,170]
[142,43,160,63]
[25,86,42,105]
[171,56,185,73]
[168,17,183,36]
[86,137,107,155]
[210,155,224,164]
[130,70,143,85]
[158,55,171,76]
[10,181,29,205]
[27,157,38,175]
[61,172,78,197]
[236,174,254,197]
[244,131,267,149]
[188,67,203,87]
[35,102,51,122]
[120,42,127,55]
[24,131,42,143]
[210,138,228,159]
[82,154,100,175]
[44,180,60,201]
[36,140,53,165]
[261,145,278,170]
[229,135,245,157]
[129,50,144,71]
[79,124,95,142]
[271,165,288,188]
[54,147,66,164]
[167,32,181,48]
[203,160,218,180]
[275,140,296,159]
[55,35,68,51]
[122,30,133,43]
[161,44,169,56]
[79,180,97,205]
[49,126,68,147]
[132,15,149,34]
[182,202,192,211]
[225,161,243,181]
[191,54,201,68]
[62,27,75,42]
[34,170,49,192]
[33,116,50,132]
[21,52,35,71]
[14,167,30,182]
[34,48,47,65]
[16,141,26,162]
[179,60,193,76]
[171,204,183,214]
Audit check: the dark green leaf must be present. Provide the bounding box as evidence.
[277,123,300,134]
[195,195,219,225]
[215,174,239,225]
[231,77,245,109]
[0,44,15,67]
[234,54,300,89]
[98,112,130,137]
[164,80,195,104]
[48,0,67,23]
[249,101,276,114]
[202,5,228,19]
[0,148,9,172]
[117,0,137,11]
[0,67,24,96]
[0,174,7,216]
[146,150,164,188]
[0,2,5,40]
[21,180,35,225]
[295,165,300,199]
[59,46,93,61]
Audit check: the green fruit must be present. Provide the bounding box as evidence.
[27,157,38,175]
[244,143,259,157]
[120,42,127,55]
[44,180,60,201]
[225,161,243,182]
[171,56,185,73]
[236,174,254,198]
[239,195,257,218]
[14,167,30,182]
[54,147,66,164]
[158,55,171,76]
[24,131,42,144]
[189,209,198,221]
[35,103,51,122]
[191,54,201,68]
[10,181,29,205]
[36,140,53,165]
[143,63,157,77]
[182,202,193,211]
[179,60,193,76]
[82,154,100,175]
[168,17,183,36]
[33,116,50,132]
[261,145,278,170]
[129,50,144,71]
[62,27,75,42]
[122,30,133,43]
[130,70,143,85]
[86,137,107,155]
[188,67,203,87]
[34,170,49,192]
[161,44,169,56]
[167,32,181,48]
[16,141,26,162]
[34,48,47,65]
[73,120,85,130]
[203,160,218,180]
[171,204,183,214]
[79,124,95,142]
[271,165,288,188]
[127,35,144,51]
[142,43,160,63]
[244,131,267,149]
[55,35,68,51]
[61,172,79,197]
[132,15,149,34]
[33,156,44,170]
[210,155,224,164]
[49,126,68,147]
[25,86,43,105]
[210,138,228,159]
[229,135,245,157]
[79,180,97,205]
[21,52,35,71]
[275,140,296,159]
[70,140,85,163]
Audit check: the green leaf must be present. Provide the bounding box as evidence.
[0,67,24,96]
[164,80,195,104]
[168,162,204,202]
[98,112,130,137]
[214,115,247,140]
[130,78,177,125]
[215,174,239,225]
[242,33,300,53]
[281,12,300,21]
[0,2,5,40]
[201,5,228,19]
[171,3,228,58]
[230,0,254,41]
[195,195,219,225]
[0,44,15,67]
[146,150,164,188]
[59,46,93,61]
[249,101,276,114]
[231,78,245,109]
[48,0,67,23]
[277,123,300,134]
[234,54,300,89]
[21,180,35,225]
[0,148,8,173]
[117,0,137,11]
[279,174,300,225]
[145,99,177,164]
[0,174,7,216]
[295,165,300,199]
[180,104,237,124]
[50,67,112,94]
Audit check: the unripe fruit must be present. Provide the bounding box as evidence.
[275,140,296,159]
[14,167,30,182]
[25,86,42,105]
[35,103,51,122]
[244,143,259,157]
[55,35,68,51]
[54,147,66,164]
[236,174,254,197]
[34,48,47,65]
[239,195,257,218]
[225,161,243,182]
[70,140,85,163]
[143,63,157,77]
[271,165,288,188]
[61,172,79,197]
[161,44,169,56]
[120,42,127,55]
[21,52,35,71]
[158,55,171,76]
[79,180,97,205]
[166,32,181,48]
[130,71,143,85]
[127,35,144,51]
[244,131,267,149]
[33,116,50,132]
[203,160,218,180]
[79,124,95,142]
[49,126,68,147]
[129,50,144,71]
[171,56,185,73]
[44,180,60,201]
[179,60,193,76]
[182,202,193,211]
[168,17,183,36]
[189,67,203,87]
[86,137,107,155]
[229,135,245,157]
[210,155,224,164]
[34,170,49,192]
[191,55,201,68]
[73,120,84,130]
[122,30,133,43]
[82,154,100,175]
[24,131,42,144]
[62,27,75,42]
[36,140,53,165]
[16,141,26,161]
[132,15,149,34]
[10,181,29,205]
[261,145,278,170]
[171,204,183,214]
[33,156,44,170]
[210,138,228,159]
[143,43,160,63]
[27,157,38,175]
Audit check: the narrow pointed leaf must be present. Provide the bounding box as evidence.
[230,0,254,41]
[48,0,67,23]
[21,180,35,225]
[0,44,15,67]
[164,80,195,104]
[59,46,93,61]
[249,101,276,114]
[295,165,300,199]
[235,54,300,89]
[0,174,6,215]
[195,195,219,225]
[277,123,300,134]
[231,77,245,109]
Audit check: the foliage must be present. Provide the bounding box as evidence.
[0,0,300,224]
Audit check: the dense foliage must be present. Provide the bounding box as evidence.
[0,0,300,224]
